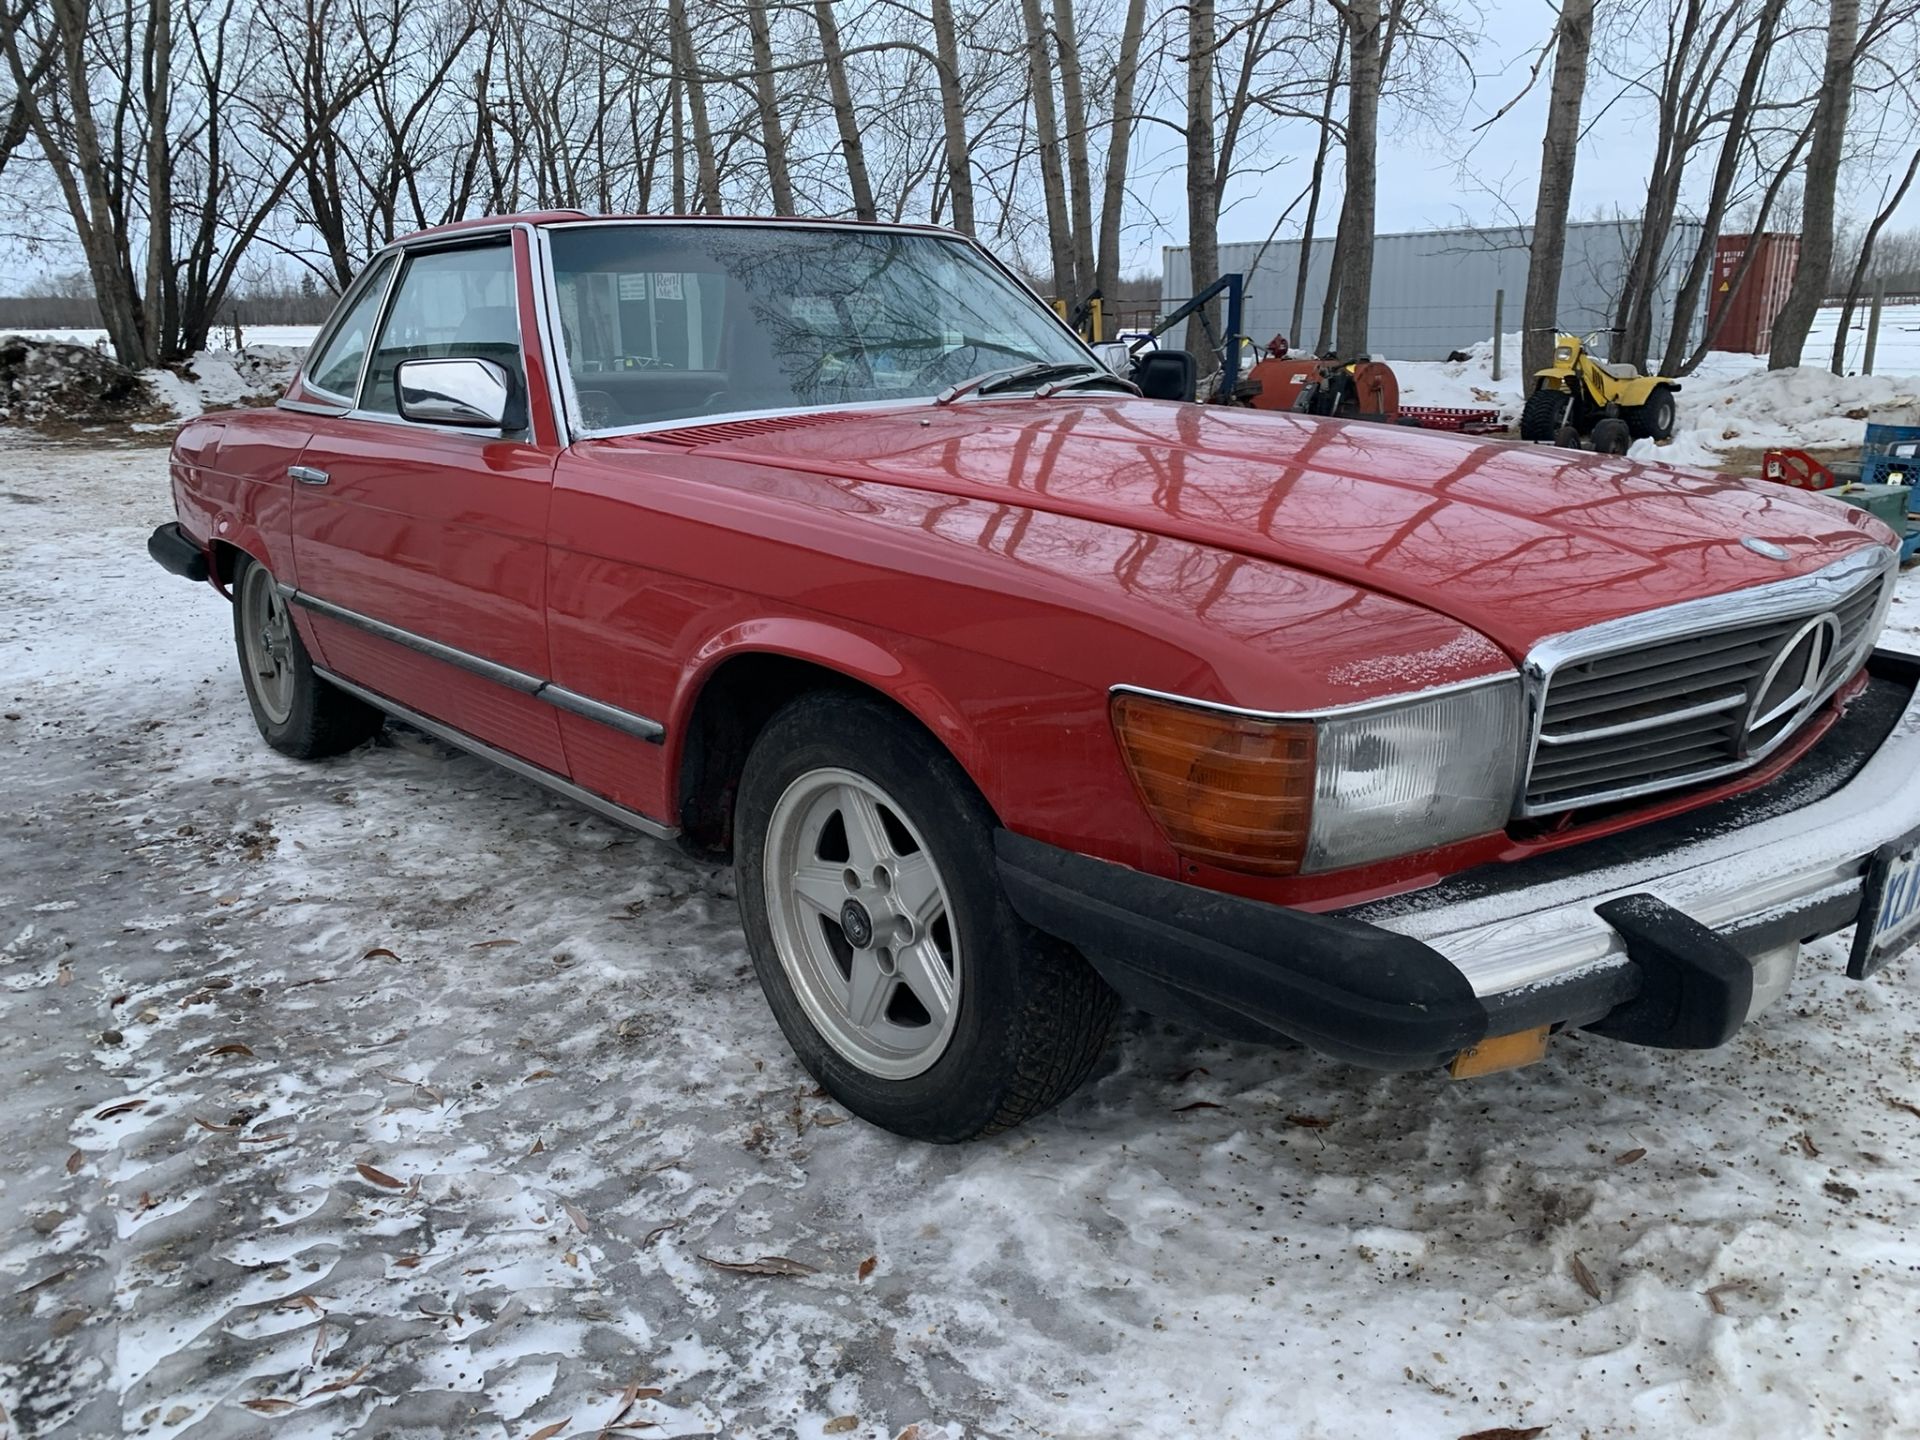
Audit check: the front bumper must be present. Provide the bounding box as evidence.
[998,650,1920,1070]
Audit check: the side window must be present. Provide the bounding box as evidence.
[361,244,520,416]
[303,256,396,402]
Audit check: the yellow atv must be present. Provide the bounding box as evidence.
[1519,332,1680,452]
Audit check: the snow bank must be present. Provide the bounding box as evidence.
[1392,330,1528,418]
[1629,362,1920,465]
[0,332,302,430]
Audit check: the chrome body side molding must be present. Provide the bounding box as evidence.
[315,667,679,842]
[283,585,666,743]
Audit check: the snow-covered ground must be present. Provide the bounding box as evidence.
[5,441,1920,1440]
[9,325,322,352]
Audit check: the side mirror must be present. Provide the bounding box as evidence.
[395,357,516,429]
[1134,349,1198,403]
[1091,341,1134,377]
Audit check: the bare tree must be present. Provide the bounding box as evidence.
[1768,0,1859,367]
[1094,0,1147,308]
[814,0,876,220]
[1831,145,1920,370]
[1521,0,1594,378]
[1330,0,1383,356]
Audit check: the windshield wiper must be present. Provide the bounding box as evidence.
[1033,370,1140,398]
[934,360,1104,405]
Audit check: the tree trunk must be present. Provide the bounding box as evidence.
[1521,0,1592,379]
[744,0,793,214]
[1052,0,1095,303]
[1095,0,1147,306]
[1333,0,1381,357]
[1292,43,1341,344]
[143,0,173,358]
[814,0,876,221]
[1659,0,1787,376]
[928,0,974,234]
[1183,0,1218,359]
[1831,146,1920,372]
[668,0,720,213]
[1018,0,1075,299]
[1769,0,1859,368]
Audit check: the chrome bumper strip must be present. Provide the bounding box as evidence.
[1374,650,1920,997]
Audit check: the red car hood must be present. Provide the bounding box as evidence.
[645,397,1890,658]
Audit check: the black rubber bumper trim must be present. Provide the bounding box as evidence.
[148,522,209,582]
[1587,893,1754,1048]
[996,830,1521,1070]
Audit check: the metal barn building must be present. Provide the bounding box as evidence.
[1161,218,1704,363]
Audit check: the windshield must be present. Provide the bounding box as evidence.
[546,223,1094,432]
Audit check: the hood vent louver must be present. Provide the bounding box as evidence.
[640,411,862,449]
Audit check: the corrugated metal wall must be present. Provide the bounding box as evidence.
[1161,219,1705,363]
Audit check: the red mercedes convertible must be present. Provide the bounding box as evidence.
[150,213,1920,1140]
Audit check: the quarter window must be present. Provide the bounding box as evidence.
[302,255,396,402]
[361,244,521,416]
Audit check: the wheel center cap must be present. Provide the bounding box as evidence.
[839,898,874,949]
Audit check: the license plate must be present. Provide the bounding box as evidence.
[1850,833,1920,979]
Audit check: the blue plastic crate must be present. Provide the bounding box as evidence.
[1861,423,1920,487]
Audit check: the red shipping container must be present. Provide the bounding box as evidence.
[1707,232,1800,353]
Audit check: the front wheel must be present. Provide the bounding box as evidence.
[231,556,382,758]
[1520,385,1571,442]
[1627,385,1678,440]
[734,692,1116,1141]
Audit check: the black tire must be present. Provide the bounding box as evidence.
[230,555,382,758]
[1626,385,1678,441]
[1590,417,1633,456]
[1520,386,1571,442]
[734,691,1117,1141]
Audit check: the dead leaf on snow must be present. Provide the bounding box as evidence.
[1286,1113,1332,1129]
[56,964,73,987]
[639,1220,682,1248]
[1614,1147,1647,1166]
[280,1296,324,1315]
[471,938,519,949]
[1456,1428,1547,1440]
[526,1421,570,1440]
[65,1150,84,1174]
[1704,1281,1747,1315]
[310,1322,329,1365]
[355,1162,405,1190]
[303,1362,370,1396]
[93,1099,147,1120]
[392,1254,423,1269]
[193,1117,240,1133]
[1884,1094,1920,1121]
[698,1253,818,1277]
[562,1201,589,1234]
[812,1110,848,1127]
[857,1255,877,1282]
[1569,1254,1603,1302]
[525,1069,557,1082]
[208,1042,254,1057]
[363,947,402,961]
[527,1137,545,1157]
[1173,1101,1222,1113]
[824,1419,859,1435]
[1796,1133,1820,1158]
[239,1397,297,1414]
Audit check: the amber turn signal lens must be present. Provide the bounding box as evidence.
[1110,692,1316,875]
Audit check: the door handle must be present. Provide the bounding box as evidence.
[289,465,330,485]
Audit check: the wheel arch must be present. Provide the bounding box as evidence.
[669,624,991,859]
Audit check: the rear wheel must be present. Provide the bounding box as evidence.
[1590,416,1633,455]
[1520,386,1571,442]
[735,691,1116,1141]
[1627,385,1678,440]
[232,556,382,758]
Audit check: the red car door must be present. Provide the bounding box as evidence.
[290,231,568,772]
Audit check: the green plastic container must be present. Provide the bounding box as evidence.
[1829,483,1911,536]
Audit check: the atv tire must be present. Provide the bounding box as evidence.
[1520,387,1571,442]
[1591,417,1633,456]
[1626,385,1678,441]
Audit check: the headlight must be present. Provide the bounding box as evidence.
[1554,344,1574,364]
[1111,679,1522,876]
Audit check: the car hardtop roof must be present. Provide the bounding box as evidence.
[392,212,961,246]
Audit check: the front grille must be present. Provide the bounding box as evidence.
[1522,550,1893,815]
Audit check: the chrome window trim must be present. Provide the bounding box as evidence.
[356,234,519,421]
[1108,670,1520,723]
[283,584,666,743]
[276,396,351,417]
[535,218,1102,442]
[527,223,573,447]
[297,252,402,409]
[314,667,678,841]
[1517,544,1897,817]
